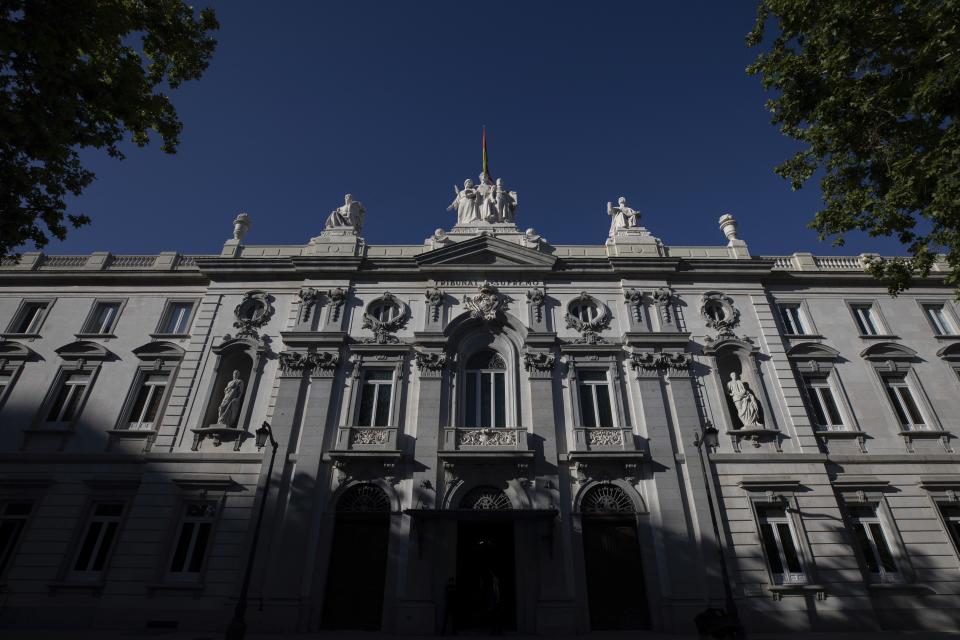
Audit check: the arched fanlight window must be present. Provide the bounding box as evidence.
[464,350,506,428]
[337,483,391,513]
[582,484,635,514]
[460,485,512,510]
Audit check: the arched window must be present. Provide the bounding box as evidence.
[570,298,601,323]
[582,484,635,514]
[464,350,506,428]
[337,484,391,513]
[368,298,402,323]
[460,485,512,510]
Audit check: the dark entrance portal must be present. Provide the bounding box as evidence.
[582,518,650,629]
[455,521,516,632]
[322,485,391,630]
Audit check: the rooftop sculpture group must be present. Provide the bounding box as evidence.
[448,174,518,225]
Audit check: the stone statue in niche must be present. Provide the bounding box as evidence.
[607,196,639,236]
[217,370,245,427]
[727,371,761,428]
[324,194,365,233]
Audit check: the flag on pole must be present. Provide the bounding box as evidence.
[482,126,493,184]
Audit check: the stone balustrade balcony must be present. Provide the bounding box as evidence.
[327,426,402,463]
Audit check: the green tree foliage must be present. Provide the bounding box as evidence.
[0,0,218,257]
[747,1,960,295]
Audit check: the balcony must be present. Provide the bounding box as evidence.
[327,426,402,463]
[565,427,646,471]
[438,427,533,463]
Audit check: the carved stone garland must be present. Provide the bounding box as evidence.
[233,290,275,339]
[565,292,611,344]
[526,288,545,323]
[361,292,409,344]
[623,288,644,324]
[630,351,690,374]
[278,350,340,373]
[459,428,517,446]
[297,287,322,324]
[414,351,448,372]
[463,281,503,322]
[424,287,444,321]
[327,287,347,322]
[352,429,390,445]
[652,287,675,324]
[522,350,556,372]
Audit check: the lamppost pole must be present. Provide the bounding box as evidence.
[693,425,746,639]
[226,422,278,640]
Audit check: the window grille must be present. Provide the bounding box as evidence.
[460,486,512,510]
[337,484,391,513]
[581,485,634,514]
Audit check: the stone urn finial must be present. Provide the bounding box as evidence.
[718,213,738,245]
[233,213,252,242]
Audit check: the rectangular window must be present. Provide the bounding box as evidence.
[940,504,960,556]
[464,370,506,428]
[169,502,216,574]
[357,370,393,427]
[778,304,806,335]
[803,376,844,431]
[924,304,955,336]
[847,504,900,583]
[72,502,124,574]
[758,506,806,584]
[158,301,194,335]
[82,301,121,335]
[46,371,92,423]
[578,370,614,428]
[127,373,169,430]
[0,502,32,575]
[884,376,925,430]
[8,301,49,334]
[852,304,881,336]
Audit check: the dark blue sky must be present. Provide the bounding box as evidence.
[52,0,903,257]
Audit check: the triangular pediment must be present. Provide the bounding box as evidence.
[415,235,556,271]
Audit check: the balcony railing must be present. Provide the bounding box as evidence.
[333,426,399,451]
[572,427,637,452]
[442,427,527,451]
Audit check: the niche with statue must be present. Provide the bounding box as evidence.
[704,337,781,452]
[191,335,268,451]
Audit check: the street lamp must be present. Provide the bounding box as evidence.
[226,422,279,640]
[693,424,746,639]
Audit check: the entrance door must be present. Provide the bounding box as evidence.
[582,517,650,629]
[322,484,391,630]
[455,521,516,632]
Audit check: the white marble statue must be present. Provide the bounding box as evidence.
[448,179,482,224]
[325,194,365,232]
[217,370,245,427]
[607,196,639,236]
[727,372,761,428]
[493,178,518,223]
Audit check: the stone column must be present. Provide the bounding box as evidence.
[254,351,341,630]
[395,342,447,634]
[525,350,576,633]
[633,357,702,630]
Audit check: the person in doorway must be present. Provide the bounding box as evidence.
[441,577,458,635]
[484,568,502,635]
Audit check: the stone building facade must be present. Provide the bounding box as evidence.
[1,184,959,635]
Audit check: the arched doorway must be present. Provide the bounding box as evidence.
[581,484,650,629]
[455,486,516,632]
[321,484,391,630]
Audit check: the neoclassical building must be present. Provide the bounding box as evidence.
[1,180,959,635]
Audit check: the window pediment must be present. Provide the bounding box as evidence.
[0,340,34,360]
[860,342,917,362]
[937,342,960,362]
[55,340,112,361]
[132,341,185,361]
[786,342,840,361]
